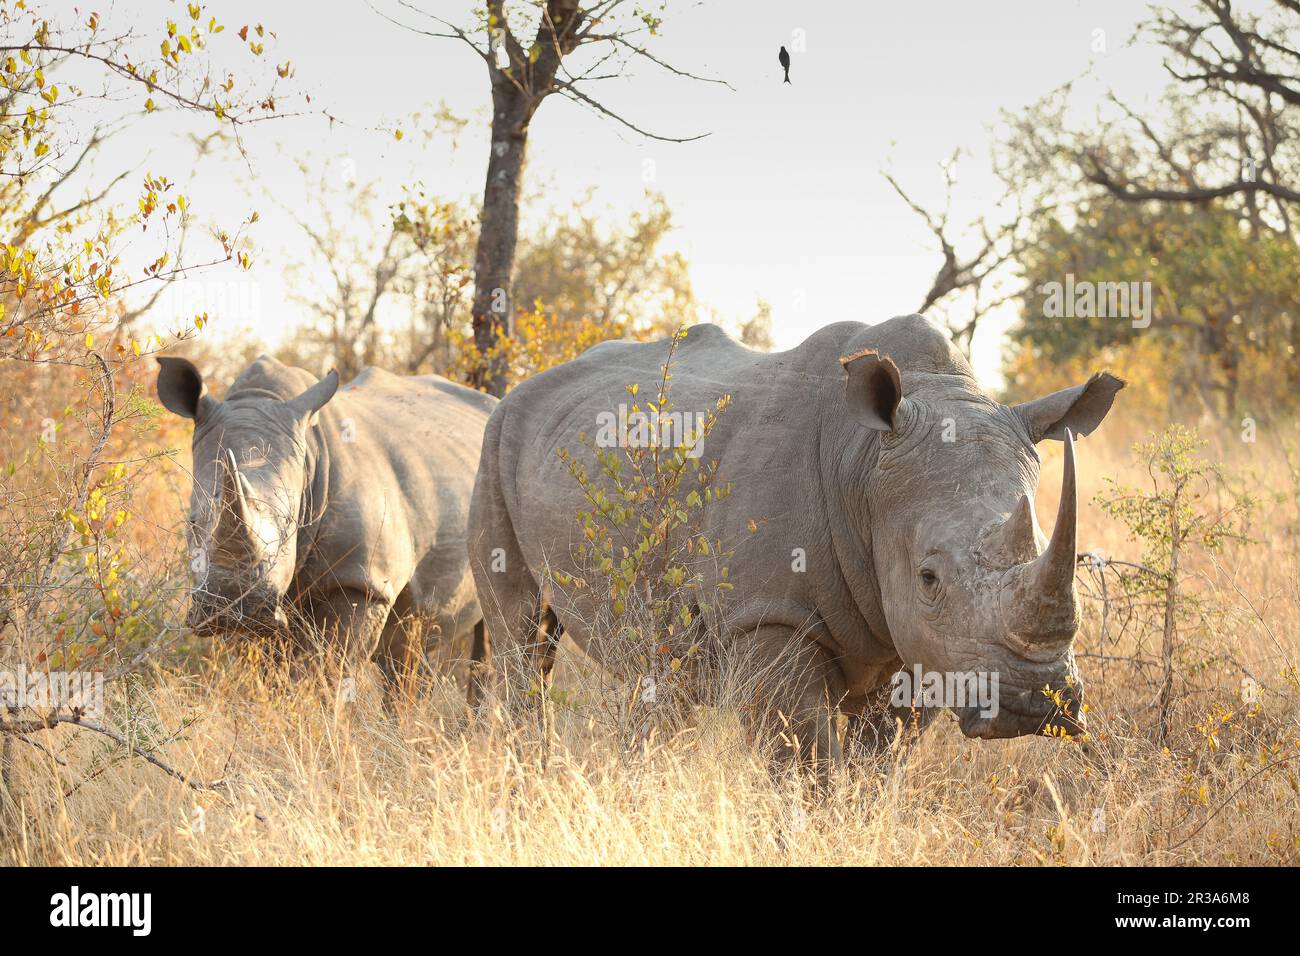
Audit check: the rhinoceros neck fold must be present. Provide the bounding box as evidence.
[295,417,331,564]
[815,411,895,659]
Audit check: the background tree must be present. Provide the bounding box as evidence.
[996,0,1298,419]
[282,163,418,380]
[0,0,296,789]
[513,190,696,334]
[280,172,478,379]
[739,298,774,352]
[885,150,1046,355]
[1010,199,1300,417]
[277,164,695,384]
[393,185,479,374]
[382,0,727,395]
[1085,0,1299,231]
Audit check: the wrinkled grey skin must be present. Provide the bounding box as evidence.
[468,316,1123,764]
[157,354,497,689]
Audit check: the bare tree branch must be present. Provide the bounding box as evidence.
[556,80,709,142]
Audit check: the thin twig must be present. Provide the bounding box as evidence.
[1167,753,1300,851]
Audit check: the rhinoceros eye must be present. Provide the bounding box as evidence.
[918,567,940,596]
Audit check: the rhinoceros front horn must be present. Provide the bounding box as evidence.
[1004,429,1079,646]
[213,449,259,563]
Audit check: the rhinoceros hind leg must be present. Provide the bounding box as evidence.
[466,619,491,711]
[531,604,563,684]
[375,610,432,709]
[467,458,557,710]
[467,554,537,704]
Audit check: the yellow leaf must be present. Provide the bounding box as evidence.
[84,333,94,348]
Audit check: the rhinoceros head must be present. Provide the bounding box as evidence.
[156,356,338,637]
[842,345,1123,739]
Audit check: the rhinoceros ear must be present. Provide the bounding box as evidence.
[286,368,339,425]
[841,348,907,432]
[1013,371,1125,442]
[156,356,216,421]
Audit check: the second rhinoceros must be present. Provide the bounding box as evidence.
[467,315,1123,764]
[157,354,496,689]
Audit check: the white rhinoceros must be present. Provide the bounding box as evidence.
[157,355,496,690]
[467,316,1123,764]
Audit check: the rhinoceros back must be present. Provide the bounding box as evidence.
[304,367,496,630]
[475,322,893,642]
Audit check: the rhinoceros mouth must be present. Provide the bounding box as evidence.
[189,597,289,638]
[957,700,1086,740]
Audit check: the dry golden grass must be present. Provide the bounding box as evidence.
[1,426,1297,866]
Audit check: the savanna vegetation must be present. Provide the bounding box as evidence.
[0,0,1297,866]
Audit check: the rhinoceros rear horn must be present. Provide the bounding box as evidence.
[1019,429,1079,644]
[286,368,340,423]
[982,493,1040,567]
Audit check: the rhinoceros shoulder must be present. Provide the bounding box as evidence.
[410,373,500,415]
[572,322,746,361]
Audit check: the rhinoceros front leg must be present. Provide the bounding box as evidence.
[740,625,847,783]
[841,682,933,760]
[304,586,392,672]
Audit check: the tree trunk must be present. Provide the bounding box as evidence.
[1157,493,1181,742]
[469,75,534,397]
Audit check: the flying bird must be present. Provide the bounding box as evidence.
[778,46,791,84]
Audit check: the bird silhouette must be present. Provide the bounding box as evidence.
[779,46,791,84]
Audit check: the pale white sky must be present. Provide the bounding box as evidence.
[87,0,1178,384]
